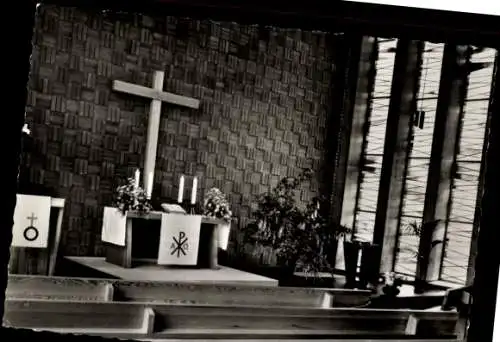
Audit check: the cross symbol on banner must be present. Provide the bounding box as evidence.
[170,231,189,257]
[24,212,39,242]
[27,213,38,225]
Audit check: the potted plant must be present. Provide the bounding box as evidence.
[244,169,349,284]
[403,219,447,293]
[243,170,308,278]
[295,196,351,285]
[202,187,233,250]
[367,271,405,308]
[114,177,152,216]
[379,271,404,297]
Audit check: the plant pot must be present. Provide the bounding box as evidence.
[279,265,296,283]
[275,255,299,285]
[359,243,382,288]
[334,236,345,271]
[413,278,428,294]
[343,241,362,288]
[343,241,382,289]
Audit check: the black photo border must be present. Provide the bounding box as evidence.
[1,1,498,341]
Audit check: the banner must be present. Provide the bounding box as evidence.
[12,195,51,248]
[158,214,201,266]
[101,206,127,246]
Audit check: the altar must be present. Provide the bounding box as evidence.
[102,210,227,270]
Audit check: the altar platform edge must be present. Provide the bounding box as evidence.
[61,257,279,287]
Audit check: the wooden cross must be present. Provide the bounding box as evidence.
[112,71,200,197]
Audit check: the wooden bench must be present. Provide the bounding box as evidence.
[3,299,458,339]
[441,285,472,311]
[6,275,371,308]
[140,340,458,342]
[441,285,472,339]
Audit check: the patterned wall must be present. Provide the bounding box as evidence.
[21,5,339,259]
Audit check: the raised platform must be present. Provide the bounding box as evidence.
[62,257,279,287]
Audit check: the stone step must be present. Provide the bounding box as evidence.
[4,299,458,339]
[7,275,111,301]
[7,275,371,308]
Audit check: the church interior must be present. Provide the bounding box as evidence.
[2,2,499,342]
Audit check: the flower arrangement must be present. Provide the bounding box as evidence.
[202,188,232,222]
[115,177,152,216]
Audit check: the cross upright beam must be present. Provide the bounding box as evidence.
[112,71,200,196]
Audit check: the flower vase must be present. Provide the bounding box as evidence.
[343,240,362,289]
[359,243,382,289]
[217,222,231,251]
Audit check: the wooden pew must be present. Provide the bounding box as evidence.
[3,299,459,339]
[141,340,458,342]
[1,327,459,342]
[6,275,371,308]
[138,340,459,342]
[140,340,458,342]
[440,285,472,339]
[441,285,472,311]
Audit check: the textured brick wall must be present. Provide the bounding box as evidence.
[21,5,339,259]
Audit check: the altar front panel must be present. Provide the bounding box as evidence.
[157,214,202,266]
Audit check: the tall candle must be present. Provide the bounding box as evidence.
[191,177,198,205]
[178,175,185,203]
[146,172,153,199]
[134,169,140,189]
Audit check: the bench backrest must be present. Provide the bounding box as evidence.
[7,275,371,308]
[4,298,459,339]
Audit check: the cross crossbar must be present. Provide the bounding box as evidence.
[112,80,200,109]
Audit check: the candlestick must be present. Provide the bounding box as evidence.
[178,175,185,203]
[134,169,140,189]
[191,177,198,205]
[189,203,196,215]
[146,172,153,199]
[22,123,31,135]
